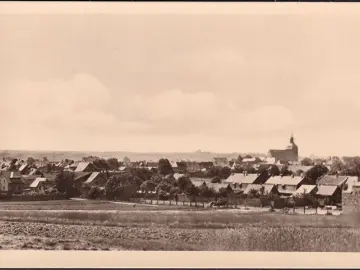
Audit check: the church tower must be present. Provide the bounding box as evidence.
[287,133,298,156]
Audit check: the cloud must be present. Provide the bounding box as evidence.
[0,74,293,151]
[118,88,294,137]
[1,74,150,148]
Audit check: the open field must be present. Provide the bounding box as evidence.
[0,199,359,251]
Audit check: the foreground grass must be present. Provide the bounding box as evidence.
[0,208,355,229]
[1,220,360,251]
[2,200,360,251]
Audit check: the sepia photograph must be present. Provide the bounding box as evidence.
[2,1,360,258]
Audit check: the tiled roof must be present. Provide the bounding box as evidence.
[316,175,348,186]
[207,183,231,192]
[18,164,28,172]
[74,162,91,172]
[223,173,259,184]
[292,185,317,196]
[84,172,100,184]
[30,177,47,188]
[316,185,338,196]
[243,184,275,195]
[266,175,304,186]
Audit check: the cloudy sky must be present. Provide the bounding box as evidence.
[1,3,360,156]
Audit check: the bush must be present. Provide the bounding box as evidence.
[211,176,221,183]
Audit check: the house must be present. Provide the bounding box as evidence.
[18,164,30,175]
[72,172,92,190]
[0,173,10,194]
[316,185,342,206]
[190,177,212,187]
[28,168,43,176]
[74,162,96,172]
[224,172,270,192]
[292,184,317,197]
[29,177,54,192]
[269,134,299,164]
[8,172,24,194]
[170,161,180,173]
[265,175,308,196]
[316,175,348,188]
[243,184,278,196]
[207,183,232,193]
[83,172,107,186]
[21,175,39,189]
[343,176,359,194]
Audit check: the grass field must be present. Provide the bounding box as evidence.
[0,199,359,251]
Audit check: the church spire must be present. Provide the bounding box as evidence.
[290,133,294,144]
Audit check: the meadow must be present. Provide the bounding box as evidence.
[1,200,360,251]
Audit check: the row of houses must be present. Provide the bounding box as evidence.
[190,172,360,205]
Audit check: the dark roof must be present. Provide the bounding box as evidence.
[316,175,348,186]
[269,149,297,162]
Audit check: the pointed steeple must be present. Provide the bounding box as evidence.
[290,132,294,144]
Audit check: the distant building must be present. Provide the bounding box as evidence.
[269,134,299,164]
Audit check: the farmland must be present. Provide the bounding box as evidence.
[1,199,360,251]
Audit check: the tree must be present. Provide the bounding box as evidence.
[219,166,231,179]
[236,155,243,163]
[106,158,119,171]
[43,156,48,163]
[248,188,259,199]
[155,181,172,194]
[87,186,104,199]
[280,165,292,176]
[304,164,329,185]
[254,157,262,164]
[104,173,138,200]
[185,184,200,197]
[158,158,173,175]
[140,180,157,193]
[55,171,75,198]
[177,176,193,193]
[295,169,304,177]
[301,158,314,166]
[123,156,131,167]
[198,183,215,198]
[211,176,221,183]
[217,187,230,198]
[268,165,280,176]
[93,159,110,174]
[130,167,152,182]
[150,175,164,185]
[46,163,52,173]
[245,155,252,159]
[27,157,35,166]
